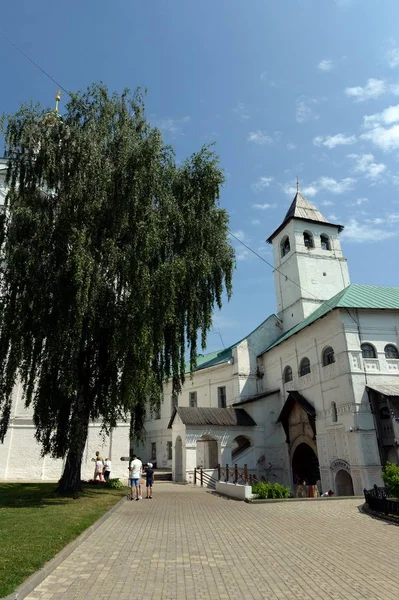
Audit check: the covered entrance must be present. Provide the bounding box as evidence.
[335,468,354,496]
[292,443,320,485]
[196,434,218,469]
[175,436,183,482]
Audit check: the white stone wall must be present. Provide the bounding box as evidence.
[272,219,350,331]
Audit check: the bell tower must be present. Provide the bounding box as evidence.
[267,187,350,332]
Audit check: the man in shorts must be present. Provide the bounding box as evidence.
[129,454,142,501]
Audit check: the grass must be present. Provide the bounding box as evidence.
[0,482,127,598]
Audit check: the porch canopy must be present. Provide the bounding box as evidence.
[168,407,256,429]
[276,391,316,443]
[367,384,399,397]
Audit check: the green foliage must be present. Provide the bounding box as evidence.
[252,481,291,499]
[382,462,399,497]
[0,84,234,490]
[104,478,124,490]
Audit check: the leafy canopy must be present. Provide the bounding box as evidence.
[0,84,234,457]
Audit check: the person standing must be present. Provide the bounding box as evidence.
[128,454,142,501]
[94,455,104,482]
[103,457,112,481]
[145,463,154,499]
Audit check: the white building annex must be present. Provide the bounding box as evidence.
[1,156,399,494]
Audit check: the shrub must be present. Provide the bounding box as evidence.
[382,462,399,498]
[252,481,290,499]
[104,478,124,490]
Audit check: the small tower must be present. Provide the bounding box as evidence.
[267,187,350,332]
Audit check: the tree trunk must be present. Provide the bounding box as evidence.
[56,396,90,495]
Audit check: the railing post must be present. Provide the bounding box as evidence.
[234,464,238,484]
[217,464,221,481]
[249,474,253,486]
[200,468,203,487]
[243,464,248,484]
[225,464,229,483]
[194,468,197,486]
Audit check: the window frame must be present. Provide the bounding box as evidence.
[331,401,338,422]
[280,235,290,258]
[299,357,311,377]
[320,234,331,251]
[189,391,197,408]
[151,442,157,461]
[166,441,173,460]
[217,386,227,408]
[303,231,314,249]
[384,344,399,359]
[361,343,377,359]
[322,346,335,367]
[283,365,293,383]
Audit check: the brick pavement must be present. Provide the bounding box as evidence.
[24,484,399,600]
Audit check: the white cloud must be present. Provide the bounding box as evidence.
[252,203,276,210]
[247,131,273,145]
[341,218,396,242]
[320,200,334,206]
[251,176,273,192]
[347,153,386,179]
[251,219,261,225]
[361,125,399,152]
[231,230,246,241]
[345,78,387,102]
[318,60,333,72]
[296,96,319,123]
[364,104,399,128]
[388,213,399,222]
[354,197,368,205]
[287,142,296,151]
[327,213,338,221]
[365,217,385,225]
[284,176,355,197]
[387,45,399,68]
[156,116,190,135]
[233,102,250,120]
[313,133,357,148]
[236,249,250,261]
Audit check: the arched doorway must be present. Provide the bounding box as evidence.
[292,443,320,485]
[232,435,251,460]
[335,469,354,496]
[175,436,183,482]
[196,434,218,469]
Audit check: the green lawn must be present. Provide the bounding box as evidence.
[0,483,127,598]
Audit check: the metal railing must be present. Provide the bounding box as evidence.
[364,485,399,517]
[193,468,216,489]
[217,464,259,485]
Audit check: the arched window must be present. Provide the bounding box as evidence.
[361,343,376,359]
[331,401,338,422]
[385,344,399,359]
[283,366,293,383]
[299,357,311,377]
[281,236,290,257]
[322,346,335,366]
[303,231,314,249]
[320,234,331,250]
[380,406,391,420]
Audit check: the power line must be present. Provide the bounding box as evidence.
[0,28,71,99]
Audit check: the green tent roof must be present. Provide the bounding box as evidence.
[184,346,233,373]
[258,284,399,355]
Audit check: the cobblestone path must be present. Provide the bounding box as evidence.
[25,484,399,600]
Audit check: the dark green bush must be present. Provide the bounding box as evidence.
[252,481,290,499]
[382,462,399,498]
[104,478,124,490]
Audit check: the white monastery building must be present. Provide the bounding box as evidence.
[1,157,399,494]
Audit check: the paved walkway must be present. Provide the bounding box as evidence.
[25,484,399,600]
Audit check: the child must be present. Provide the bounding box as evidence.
[103,457,112,481]
[145,462,154,499]
[94,456,104,482]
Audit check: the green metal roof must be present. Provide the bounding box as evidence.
[258,284,399,355]
[185,346,233,373]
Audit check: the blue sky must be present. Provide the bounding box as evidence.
[2,0,399,351]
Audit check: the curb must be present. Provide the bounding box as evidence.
[359,502,399,526]
[245,495,364,504]
[1,495,126,600]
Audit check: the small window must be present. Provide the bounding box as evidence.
[166,441,172,460]
[361,343,376,359]
[385,344,399,359]
[303,231,314,249]
[331,401,338,423]
[380,406,391,420]
[283,366,293,383]
[281,236,290,257]
[299,357,311,377]
[322,346,335,367]
[155,405,161,420]
[171,394,178,415]
[320,234,331,250]
[218,386,227,408]
[189,391,197,408]
[151,442,157,461]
